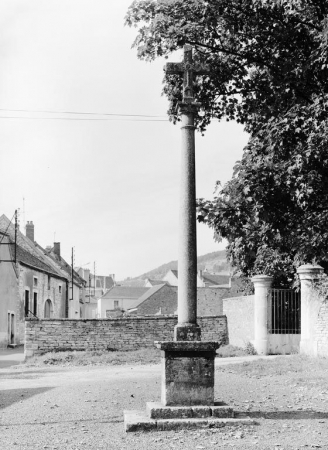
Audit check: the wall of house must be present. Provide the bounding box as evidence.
[223,295,255,348]
[24,315,228,357]
[19,266,66,321]
[0,240,20,348]
[68,283,82,319]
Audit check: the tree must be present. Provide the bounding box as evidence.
[126,0,328,286]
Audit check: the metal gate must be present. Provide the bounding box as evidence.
[269,289,301,334]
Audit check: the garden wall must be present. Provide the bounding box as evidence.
[223,295,254,348]
[25,315,228,358]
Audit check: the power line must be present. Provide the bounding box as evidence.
[0,108,167,118]
[0,116,168,122]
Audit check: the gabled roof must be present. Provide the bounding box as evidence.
[40,244,86,286]
[136,284,166,303]
[147,278,169,286]
[117,279,146,287]
[202,273,230,286]
[0,214,65,278]
[170,269,178,278]
[100,286,149,299]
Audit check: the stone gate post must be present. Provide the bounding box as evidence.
[251,275,273,355]
[297,264,324,355]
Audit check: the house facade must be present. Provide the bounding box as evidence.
[0,214,86,348]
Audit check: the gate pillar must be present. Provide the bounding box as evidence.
[297,264,324,355]
[251,275,273,355]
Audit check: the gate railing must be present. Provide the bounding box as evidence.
[268,289,301,334]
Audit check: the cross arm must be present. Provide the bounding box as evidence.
[165,62,185,74]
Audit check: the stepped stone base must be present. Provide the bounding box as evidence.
[124,404,254,432]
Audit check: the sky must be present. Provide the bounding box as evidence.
[0,1,248,280]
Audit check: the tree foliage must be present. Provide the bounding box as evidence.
[126,0,328,286]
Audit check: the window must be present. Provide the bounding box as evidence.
[59,285,62,294]
[47,275,50,290]
[25,290,30,317]
[114,300,119,309]
[33,277,38,287]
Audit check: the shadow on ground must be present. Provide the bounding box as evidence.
[0,387,53,410]
[237,410,328,420]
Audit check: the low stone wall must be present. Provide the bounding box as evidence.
[25,316,228,358]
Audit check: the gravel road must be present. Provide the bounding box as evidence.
[1,357,328,449]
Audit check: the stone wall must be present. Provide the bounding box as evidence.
[25,316,228,358]
[223,296,255,348]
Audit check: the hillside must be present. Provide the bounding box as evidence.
[137,250,230,280]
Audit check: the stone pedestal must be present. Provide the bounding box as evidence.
[123,340,255,431]
[251,275,273,355]
[297,264,324,355]
[157,341,218,406]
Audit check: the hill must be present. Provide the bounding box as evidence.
[136,250,230,280]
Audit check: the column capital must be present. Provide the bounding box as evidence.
[297,264,324,281]
[251,274,273,288]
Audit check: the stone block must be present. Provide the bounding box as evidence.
[124,410,157,432]
[211,406,234,418]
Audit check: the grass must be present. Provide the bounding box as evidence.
[218,354,328,379]
[216,343,257,358]
[25,348,161,367]
[26,344,258,367]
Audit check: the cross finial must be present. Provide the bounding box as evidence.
[165,45,209,105]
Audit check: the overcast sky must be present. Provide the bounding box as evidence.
[0,1,248,280]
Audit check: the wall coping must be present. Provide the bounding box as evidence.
[25,315,226,323]
[251,275,273,287]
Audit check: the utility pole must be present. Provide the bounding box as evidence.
[94,262,96,297]
[14,209,18,264]
[71,247,74,301]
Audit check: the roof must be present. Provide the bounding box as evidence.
[170,270,178,278]
[100,286,149,299]
[147,279,169,286]
[136,284,166,303]
[0,215,65,278]
[40,244,86,286]
[117,279,146,287]
[202,273,230,285]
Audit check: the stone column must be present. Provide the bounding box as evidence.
[251,275,273,355]
[297,264,324,355]
[174,102,200,342]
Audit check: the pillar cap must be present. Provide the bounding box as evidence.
[297,264,324,280]
[251,274,273,287]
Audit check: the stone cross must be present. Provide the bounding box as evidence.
[166,44,209,103]
[165,45,209,341]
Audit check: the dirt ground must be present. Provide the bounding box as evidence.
[1,355,328,449]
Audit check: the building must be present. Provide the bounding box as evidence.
[129,285,226,317]
[97,286,149,318]
[0,215,68,347]
[0,214,86,348]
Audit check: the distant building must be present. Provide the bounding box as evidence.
[76,267,115,299]
[162,268,235,289]
[98,286,149,318]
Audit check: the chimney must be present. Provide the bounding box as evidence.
[26,221,35,242]
[54,242,61,257]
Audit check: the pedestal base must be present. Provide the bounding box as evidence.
[124,403,254,432]
[156,341,219,406]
